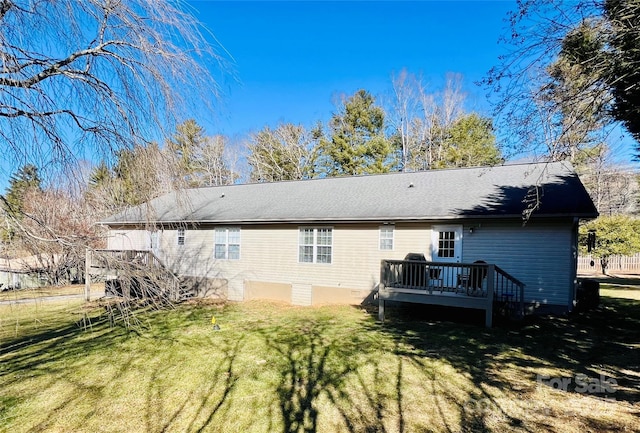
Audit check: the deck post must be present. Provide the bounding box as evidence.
[378,284,385,322]
[485,264,495,327]
[84,248,91,302]
[378,262,386,322]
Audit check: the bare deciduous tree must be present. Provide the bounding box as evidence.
[0,0,225,170]
[2,173,194,329]
[247,123,316,182]
[577,145,639,216]
[0,0,229,329]
[387,71,499,171]
[3,186,101,286]
[388,69,419,171]
[413,73,467,169]
[192,135,240,187]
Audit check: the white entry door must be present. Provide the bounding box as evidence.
[430,225,463,289]
[431,225,463,263]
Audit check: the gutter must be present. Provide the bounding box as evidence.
[100,213,599,227]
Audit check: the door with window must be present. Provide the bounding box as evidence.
[430,225,463,289]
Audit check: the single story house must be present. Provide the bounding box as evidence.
[98,161,598,316]
[0,255,49,290]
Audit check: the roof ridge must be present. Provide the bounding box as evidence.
[185,161,565,192]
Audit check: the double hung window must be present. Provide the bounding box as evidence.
[214,227,240,260]
[379,226,394,250]
[299,227,332,264]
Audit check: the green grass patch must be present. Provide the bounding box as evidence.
[600,281,640,302]
[1,294,639,433]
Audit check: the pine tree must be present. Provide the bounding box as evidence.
[3,164,42,218]
[436,114,502,168]
[317,90,394,176]
[167,119,206,186]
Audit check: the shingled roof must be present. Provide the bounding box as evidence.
[101,161,598,225]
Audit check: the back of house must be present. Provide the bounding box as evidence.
[99,161,598,314]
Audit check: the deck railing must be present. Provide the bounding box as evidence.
[88,249,167,271]
[85,249,183,302]
[379,259,525,324]
[493,264,525,315]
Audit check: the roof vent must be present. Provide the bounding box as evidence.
[408,183,414,188]
[221,193,225,198]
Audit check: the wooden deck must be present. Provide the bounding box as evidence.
[378,260,525,327]
[84,249,182,301]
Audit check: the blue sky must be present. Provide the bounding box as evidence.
[1,1,635,188]
[0,1,522,189]
[193,1,517,138]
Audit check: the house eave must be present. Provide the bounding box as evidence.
[100,212,598,227]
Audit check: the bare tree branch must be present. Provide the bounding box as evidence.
[0,0,228,171]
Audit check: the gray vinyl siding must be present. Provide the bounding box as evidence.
[462,220,575,308]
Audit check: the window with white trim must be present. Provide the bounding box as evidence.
[177,228,185,246]
[299,227,332,264]
[379,226,394,250]
[214,227,240,260]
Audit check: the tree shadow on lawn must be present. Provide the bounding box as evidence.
[143,333,243,433]
[0,310,143,431]
[215,298,640,433]
[3,298,638,433]
[0,312,125,387]
[255,312,415,433]
[369,296,640,432]
[257,317,363,433]
[0,304,244,433]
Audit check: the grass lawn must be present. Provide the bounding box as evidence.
[0,291,639,432]
[0,284,104,302]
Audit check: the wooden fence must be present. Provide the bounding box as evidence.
[578,253,640,273]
